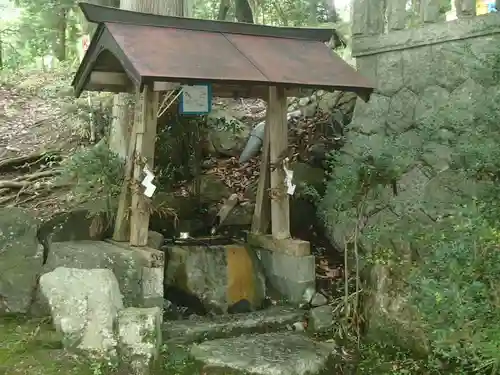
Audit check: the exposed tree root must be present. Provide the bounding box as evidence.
[0,152,66,207]
[0,150,61,172]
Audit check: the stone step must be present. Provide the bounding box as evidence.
[162,306,305,344]
[190,332,337,375]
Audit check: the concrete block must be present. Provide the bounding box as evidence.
[259,249,315,282]
[266,273,315,304]
[142,267,164,308]
[309,305,334,332]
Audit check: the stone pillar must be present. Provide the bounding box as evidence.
[455,0,477,17]
[352,0,386,36]
[421,0,441,22]
[141,267,164,308]
[387,0,408,30]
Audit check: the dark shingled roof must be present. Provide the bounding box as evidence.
[72,2,374,99]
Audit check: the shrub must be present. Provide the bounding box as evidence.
[320,41,500,373]
[58,140,124,216]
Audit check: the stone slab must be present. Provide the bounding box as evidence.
[163,306,305,344]
[190,332,336,375]
[106,239,164,267]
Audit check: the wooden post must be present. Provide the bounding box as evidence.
[113,91,141,242]
[251,107,271,234]
[268,86,290,240]
[130,85,159,247]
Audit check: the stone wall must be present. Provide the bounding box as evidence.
[329,2,500,346]
[332,11,500,243]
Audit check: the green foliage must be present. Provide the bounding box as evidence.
[0,315,102,375]
[320,41,500,373]
[191,0,338,26]
[58,141,124,215]
[354,342,430,375]
[322,133,421,224]
[155,108,206,190]
[295,182,322,203]
[1,0,346,72]
[408,211,500,373]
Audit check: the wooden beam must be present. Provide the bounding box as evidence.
[84,72,323,99]
[112,90,141,242]
[268,86,290,240]
[89,71,130,86]
[251,106,271,234]
[130,85,159,247]
[153,81,181,91]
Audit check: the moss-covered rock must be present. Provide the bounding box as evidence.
[0,208,42,314]
[117,307,162,375]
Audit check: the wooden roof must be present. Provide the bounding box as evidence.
[72,3,374,99]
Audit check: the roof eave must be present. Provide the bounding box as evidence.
[72,23,106,97]
[78,2,338,43]
[72,25,142,97]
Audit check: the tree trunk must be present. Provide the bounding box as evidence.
[218,0,230,20]
[79,0,120,38]
[308,0,318,25]
[235,0,254,23]
[55,8,67,61]
[0,34,3,70]
[326,0,339,22]
[109,0,187,157]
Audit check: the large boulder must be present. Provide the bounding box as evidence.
[40,241,150,308]
[38,209,112,243]
[206,109,251,157]
[39,267,123,356]
[0,208,42,314]
[165,244,266,313]
[198,174,232,204]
